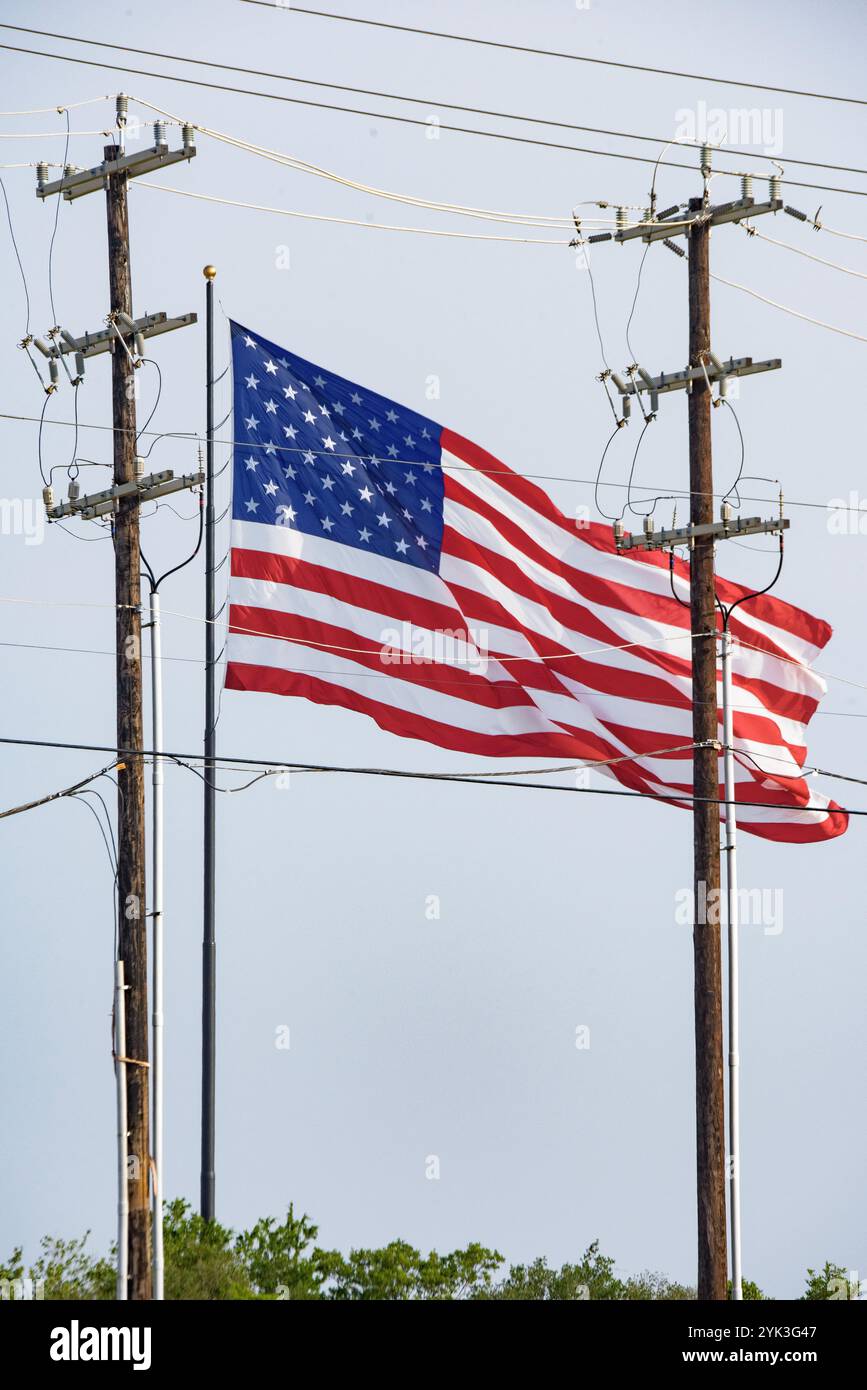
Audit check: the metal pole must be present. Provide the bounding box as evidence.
[201,264,217,1221]
[721,625,742,1300]
[115,959,129,1300]
[149,588,165,1298]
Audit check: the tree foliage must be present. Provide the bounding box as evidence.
[0,1204,842,1301]
[800,1261,858,1300]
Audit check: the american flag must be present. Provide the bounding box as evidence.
[225,321,846,844]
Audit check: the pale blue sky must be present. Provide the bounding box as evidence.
[1,0,865,1297]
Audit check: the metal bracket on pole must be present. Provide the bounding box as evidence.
[34,310,198,363]
[615,515,789,553]
[45,468,204,521]
[615,196,783,244]
[611,355,781,401]
[36,137,196,202]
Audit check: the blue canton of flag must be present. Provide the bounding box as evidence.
[230,321,445,571]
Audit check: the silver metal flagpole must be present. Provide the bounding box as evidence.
[115,958,129,1300]
[150,587,165,1299]
[721,624,742,1300]
[201,265,217,1222]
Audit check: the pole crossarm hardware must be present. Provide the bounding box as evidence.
[36,133,196,202]
[44,468,205,521]
[34,311,198,363]
[611,355,781,400]
[615,195,783,244]
[615,514,789,553]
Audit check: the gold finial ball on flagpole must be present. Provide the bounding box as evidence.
[203,265,217,280]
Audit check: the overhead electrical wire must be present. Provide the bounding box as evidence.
[0,759,121,821]
[133,87,867,201]
[593,426,626,521]
[741,222,867,281]
[623,140,679,374]
[180,141,580,228]
[137,185,867,342]
[624,242,651,365]
[0,734,860,818]
[1,24,863,180]
[131,136,867,345]
[625,418,664,519]
[46,104,70,329]
[818,221,867,246]
[69,786,118,876]
[131,100,617,229]
[5,408,866,518]
[0,595,714,668]
[58,784,120,953]
[0,95,111,115]
[239,1,867,111]
[709,267,867,344]
[0,760,121,944]
[1,40,865,200]
[0,170,32,336]
[2,590,867,707]
[136,181,571,245]
[720,398,747,508]
[3,633,865,721]
[0,127,113,137]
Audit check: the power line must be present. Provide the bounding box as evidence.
[3,593,866,705]
[138,186,867,343]
[46,104,70,328]
[5,634,865,720]
[741,222,867,281]
[0,758,120,820]
[0,171,32,335]
[0,127,114,137]
[819,221,867,246]
[3,39,867,200]
[709,268,867,344]
[1,23,863,179]
[160,114,585,227]
[0,734,857,817]
[0,598,712,668]
[0,95,111,115]
[138,180,571,245]
[6,408,867,517]
[241,1,867,110]
[132,176,867,346]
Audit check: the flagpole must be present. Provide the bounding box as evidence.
[201,264,217,1222]
[721,622,742,1300]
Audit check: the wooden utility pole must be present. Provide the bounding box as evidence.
[603,165,789,1299]
[106,142,152,1300]
[687,204,727,1300]
[37,109,197,1299]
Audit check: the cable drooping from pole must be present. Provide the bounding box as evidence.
[624,416,656,519]
[0,734,856,820]
[1,171,32,335]
[720,398,746,508]
[46,104,70,329]
[0,758,122,819]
